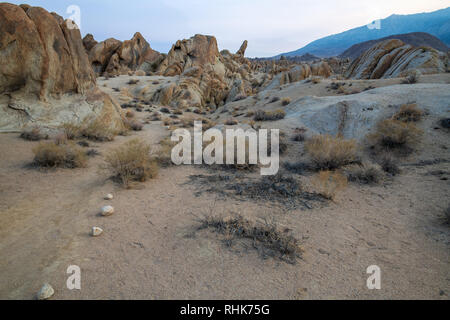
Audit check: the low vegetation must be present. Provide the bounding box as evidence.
[20,127,48,141]
[253,109,286,121]
[367,119,423,154]
[197,215,303,264]
[393,104,423,122]
[32,140,87,168]
[344,162,384,184]
[305,134,358,170]
[312,170,348,200]
[281,97,291,106]
[379,155,401,176]
[104,138,158,188]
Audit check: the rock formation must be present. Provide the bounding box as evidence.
[345,39,448,79]
[0,3,124,132]
[85,32,163,76]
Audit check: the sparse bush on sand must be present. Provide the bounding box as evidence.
[344,162,384,184]
[305,134,358,170]
[20,127,48,141]
[401,71,420,84]
[197,215,303,264]
[32,140,87,168]
[253,109,286,121]
[81,118,118,142]
[379,155,401,176]
[104,138,158,188]
[124,118,143,131]
[225,119,238,125]
[393,104,423,123]
[367,119,423,153]
[312,170,348,200]
[281,97,291,106]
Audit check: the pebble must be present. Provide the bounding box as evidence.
[101,206,114,216]
[37,283,54,300]
[92,227,103,237]
[105,194,113,200]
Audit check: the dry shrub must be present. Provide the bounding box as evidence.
[155,137,176,167]
[401,71,420,84]
[104,138,158,187]
[367,119,423,152]
[32,140,87,168]
[379,155,401,176]
[127,78,139,85]
[61,123,82,140]
[124,118,143,131]
[246,110,255,117]
[306,134,358,170]
[81,118,117,142]
[393,104,423,122]
[125,110,135,118]
[344,162,384,184]
[311,77,322,84]
[281,97,291,106]
[292,127,307,142]
[312,170,348,200]
[197,215,303,264]
[20,127,48,141]
[253,109,286,121]
[225,119,238,125]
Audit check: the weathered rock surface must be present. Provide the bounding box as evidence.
[0,3,124,132]
[87,32,163,76]
[345,39,447,79]
[82,33,98,53]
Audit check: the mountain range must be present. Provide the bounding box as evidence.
[276,7,450,58]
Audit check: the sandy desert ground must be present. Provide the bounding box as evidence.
[1,74,449,300]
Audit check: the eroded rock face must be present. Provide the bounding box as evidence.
[0,3,95,99]
[345,39,447,79]
[86,32,163,76]
[0,3,124,132]
[82,33,98,53]
[236,40,248,56]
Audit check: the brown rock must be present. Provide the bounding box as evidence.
[236,40,248,56]
[82,33,98,53]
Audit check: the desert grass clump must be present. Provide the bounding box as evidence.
[253,109,286,121]
[311,77,322,84]
[378,155,401,176]
[367,119,423,153]
[104,138,158,187]
[401,71,420,84]
[81,119,117,142]
[124,119,143,131]
[281,97,291,106]
[61,123,83,140]
[393,104,423,123]
[306,134,358,170]
[225,119,238,126]
[312,170,348,200]
[344,162,384,184]
[32,140,87,168]
[292,127,307,142]
[20,127,48,141]
[197,215,303,264]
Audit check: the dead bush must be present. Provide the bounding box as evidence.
[127,78,139,85]
[32,140,87,168]
[197,215,303,264]
[104,138,158,187]
[344,162,384,184]
[281,97,291,106]
[312,170,348,200]
[378,155,401,176]
[124,118,143,131]
[225,119,238,125]
[253,109,286,121]
[81,119,117,142]
[61,123,83,140]
[367,119,423,153]
[393,104,423,122]
[20,127,48,141]
[401,72,420,84]
[306,134,358,170]
[292,127,307,142]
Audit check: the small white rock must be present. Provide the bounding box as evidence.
[37,283,54,300]
[105,194,113,200]
[91,227,103,237]
[101,205,114,216]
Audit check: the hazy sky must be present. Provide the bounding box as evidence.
[7,0,449,57]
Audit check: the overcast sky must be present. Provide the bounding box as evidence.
[7,0,449,57]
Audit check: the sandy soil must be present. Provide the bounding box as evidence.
[0,74,449,300]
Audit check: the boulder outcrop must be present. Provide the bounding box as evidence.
[345,39,447,79]
[0,3,124,132]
